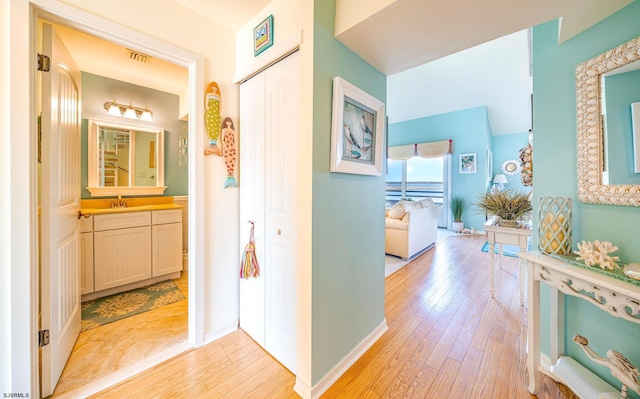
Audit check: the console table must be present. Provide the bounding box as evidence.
[520,251,640,398]
[483,218,531,305]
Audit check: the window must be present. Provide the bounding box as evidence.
[386,156,445,206]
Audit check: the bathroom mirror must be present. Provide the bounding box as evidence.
[87,119,166,196]
[576,35,640,206]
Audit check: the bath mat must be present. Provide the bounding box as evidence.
[481,241,520,258]
[81,280,185,332]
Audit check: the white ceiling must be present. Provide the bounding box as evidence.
[335,0,634,75]
[52,0,635,97]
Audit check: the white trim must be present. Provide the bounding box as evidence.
[293,319,388,399]
[203,321,239,346]
[23,0,205,394]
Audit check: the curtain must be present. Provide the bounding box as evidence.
[416,139,453,158]
[388,139,453,160]
[388,144,415,160]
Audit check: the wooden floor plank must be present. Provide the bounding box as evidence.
[89,234,579,399]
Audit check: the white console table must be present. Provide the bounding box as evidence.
[520,251,640,398]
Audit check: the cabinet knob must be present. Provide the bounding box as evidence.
[276,229,282,235]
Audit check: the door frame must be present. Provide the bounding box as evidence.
[12,0,205,394]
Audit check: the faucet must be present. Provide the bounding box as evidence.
[110,194,127,208]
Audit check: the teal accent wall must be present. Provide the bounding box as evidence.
[533,3,640,395]
[312,0,387,385]
[80,72,188,198]
[492,132,531,192]
[604,69,640,185]
[388,106,493,231]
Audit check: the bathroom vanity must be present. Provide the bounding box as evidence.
[79,198,183,301]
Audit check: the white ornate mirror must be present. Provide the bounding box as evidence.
[576,35,640,206]
[87,118,166,196]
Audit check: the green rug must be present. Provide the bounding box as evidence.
[81,280,185,332]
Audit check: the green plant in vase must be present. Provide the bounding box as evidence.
[450,196,466,232]
[475,189,532,227]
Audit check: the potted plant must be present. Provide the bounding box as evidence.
[450,196,466,232]
[475,189,532,227]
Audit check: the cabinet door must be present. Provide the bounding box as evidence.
[80,232,94,295]
[152,222,182,276]
[94,226,151,291]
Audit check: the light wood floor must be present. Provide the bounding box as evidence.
[50,272,189,397]
[90,234,577,398]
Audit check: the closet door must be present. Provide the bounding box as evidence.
[264,52,299,373]
[239,69,267,347]
[239,51,299,374]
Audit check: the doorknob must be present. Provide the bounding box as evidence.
[78,210,91,219]
[276,229,282,235]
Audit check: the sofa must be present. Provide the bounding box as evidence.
[385,199,440,260]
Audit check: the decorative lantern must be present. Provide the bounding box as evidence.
[538,197,572,255]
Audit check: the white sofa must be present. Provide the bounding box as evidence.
[385,199,439,260]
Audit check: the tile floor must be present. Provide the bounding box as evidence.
[50,272,188,397]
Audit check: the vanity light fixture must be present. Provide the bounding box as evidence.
[103,100,154,122]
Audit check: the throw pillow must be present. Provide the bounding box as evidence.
[387,202,406,219]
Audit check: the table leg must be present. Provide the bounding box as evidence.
[498,243,504,269]
[527,259,541,394]
[518,244,526,306]
[488,241,496,298]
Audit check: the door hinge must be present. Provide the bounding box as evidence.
[37,53,50,72]
[38,329,50,347]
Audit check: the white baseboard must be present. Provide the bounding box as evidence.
[203,321,239,346]
[294,319,389,399]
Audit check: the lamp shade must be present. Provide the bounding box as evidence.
[493,174,508,184]
[123,104,137,119]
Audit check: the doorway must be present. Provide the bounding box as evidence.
[32,4,203,397]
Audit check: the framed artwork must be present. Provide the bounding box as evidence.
[486,149,493,181]
[254,15,274,56]
[330,76,385,176]
[459,152,477,174]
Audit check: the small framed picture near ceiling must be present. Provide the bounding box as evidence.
[330,76,385,176]
[459,153,477,174]
[254,15,274,56]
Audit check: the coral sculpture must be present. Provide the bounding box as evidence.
[574,240,620,270]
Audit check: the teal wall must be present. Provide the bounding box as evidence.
[388,106,493,231]
[492,132,531,192]
[312,0,387,385]
[80,72,188,198]
[533,3,640,395]
[604,69,640,185]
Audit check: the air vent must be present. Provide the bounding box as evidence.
[126,48,152,64]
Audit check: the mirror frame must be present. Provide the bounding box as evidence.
[87,118,167,197]
[576,35,640,206]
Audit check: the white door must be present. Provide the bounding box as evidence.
[264,52,299,373]
[239,66,267,347]
[40,23,82,397]
[239,52,299,373]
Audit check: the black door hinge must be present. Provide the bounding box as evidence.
[38,329,50,347]
[37,54,50,72]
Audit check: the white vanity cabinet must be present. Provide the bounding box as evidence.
[81,207,183,300]
[151,209,183,276]
[80,215,94,295]
[93,212,152,292]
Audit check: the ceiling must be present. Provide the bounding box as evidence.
[53,0,635,97]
